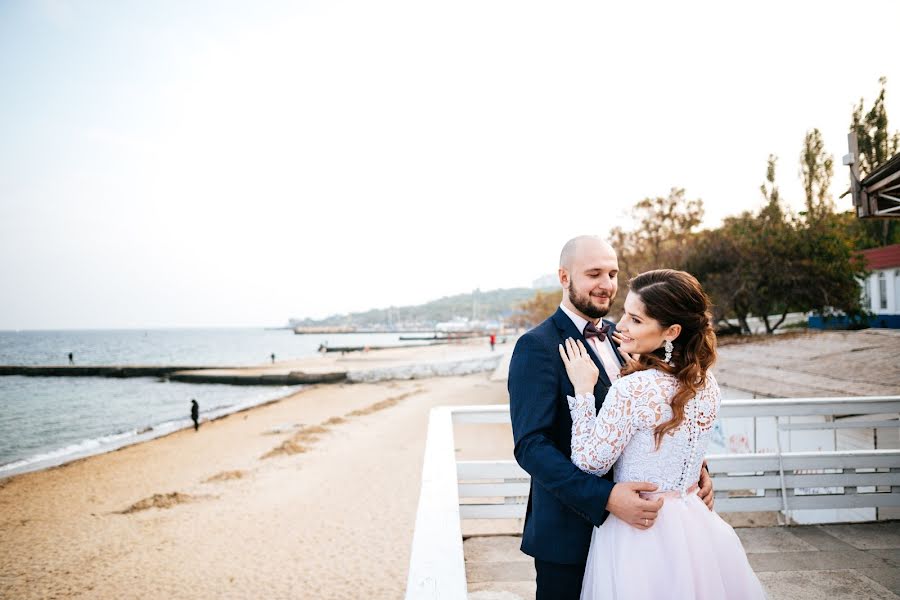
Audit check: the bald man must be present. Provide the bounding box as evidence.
[509,236,712,599]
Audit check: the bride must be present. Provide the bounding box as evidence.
[558,269,767,600]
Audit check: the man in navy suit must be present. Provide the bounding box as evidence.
[509,236,713,599]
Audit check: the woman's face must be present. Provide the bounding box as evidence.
[615,291,678,356]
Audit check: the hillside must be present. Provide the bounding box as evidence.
[289,287,555,329]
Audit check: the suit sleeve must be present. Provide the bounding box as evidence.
[509,333,614,527]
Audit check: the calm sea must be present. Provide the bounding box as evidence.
[0,328,422,477]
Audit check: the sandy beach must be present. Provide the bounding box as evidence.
[0,362,512,598]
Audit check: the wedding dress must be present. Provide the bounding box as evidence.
[568,368,767,600]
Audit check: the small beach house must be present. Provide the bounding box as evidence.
[859,243,900,328]
[810,242,900,329]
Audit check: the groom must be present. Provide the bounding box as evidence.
[509,236,714,599]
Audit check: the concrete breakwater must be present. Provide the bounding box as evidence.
[0,340,514,387]
[0,365,226,378]
[168,370,348,385]
[0,365,350,385]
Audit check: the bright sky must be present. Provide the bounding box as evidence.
[1,0,899,329]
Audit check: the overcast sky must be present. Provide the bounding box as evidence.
[1,0,899,329]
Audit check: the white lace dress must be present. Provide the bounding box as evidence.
[568,368,767,600]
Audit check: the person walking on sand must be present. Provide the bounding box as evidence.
[489,333,496,351]
[190,399,200,432]
[508,236,715,599]
[271,352,276,364]
[67,352,74,365]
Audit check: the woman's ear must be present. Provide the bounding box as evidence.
[666,323,682,341]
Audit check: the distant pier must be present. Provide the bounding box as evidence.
[0,365,218,378]
[168,370,347,385]
[0,365,349,385]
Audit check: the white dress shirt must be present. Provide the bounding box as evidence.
[559,303,621,384]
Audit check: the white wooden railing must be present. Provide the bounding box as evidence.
[405,396,900,599]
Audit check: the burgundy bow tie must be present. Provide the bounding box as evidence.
[584,322,610,342]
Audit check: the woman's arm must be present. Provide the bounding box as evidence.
[567,383,636,475]
[559,338,636,475]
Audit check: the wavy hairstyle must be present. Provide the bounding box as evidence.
[620,269,717,447]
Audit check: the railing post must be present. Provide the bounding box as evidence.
[775,416,791,524]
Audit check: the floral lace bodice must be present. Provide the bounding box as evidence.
[567,368,720,494]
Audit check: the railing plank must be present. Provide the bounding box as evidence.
[460,504,526,519]
[716,492,900,512]
[459,482,531,497]
[707,450,900,472]
[779,419,898,431]
[446,398,900,421]
[712,472,900,490]
[718,396,900,417]
[405,407,467,599]
[451,405,511,424]
[458,460,529,480]
[460,490,900,518]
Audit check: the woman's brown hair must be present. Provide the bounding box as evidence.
[620,269,717,447]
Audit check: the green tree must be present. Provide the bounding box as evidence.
[760,154,782,212]
[608,187,704,279]
[684,223,754,334]
[852,77,900,177]
[800,129,834,221]
[794,213,868,323]
[850,76,900,246]
[746,156,799,333]
[511,289,561,329]
[687,155,866,335]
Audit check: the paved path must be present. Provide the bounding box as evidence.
[464,521,900,599]
[714,329,900,398]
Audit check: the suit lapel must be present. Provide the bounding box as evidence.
[551,308,613,399]
[605,318,626,366]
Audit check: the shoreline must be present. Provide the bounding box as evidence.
[0,383,307,479]
[0,339,506,480]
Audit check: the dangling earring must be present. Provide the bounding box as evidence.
[663,340,674,364]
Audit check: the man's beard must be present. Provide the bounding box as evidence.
[568,282,611,319]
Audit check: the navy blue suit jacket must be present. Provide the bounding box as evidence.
[509,307,623,565]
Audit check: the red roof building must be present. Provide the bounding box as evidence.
[861,244,900,270]
[859,244,900,324]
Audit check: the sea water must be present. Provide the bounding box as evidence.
[0,328,421,477]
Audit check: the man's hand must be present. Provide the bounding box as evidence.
[606,482,663,530]
[698,461,714,511]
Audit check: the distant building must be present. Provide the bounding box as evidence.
[532,274,558,289]
[810,243,900,329]
[859,244,900,327]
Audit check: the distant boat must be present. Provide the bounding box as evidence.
[435,317,501,334]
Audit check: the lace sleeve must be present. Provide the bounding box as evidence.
[567,379,637,476]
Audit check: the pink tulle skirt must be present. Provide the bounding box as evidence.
[580,490,768,600]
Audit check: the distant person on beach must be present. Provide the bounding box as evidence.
[190,399,200,431]
[67,352,74,365]
[271,352,276,364]
[489,333,496,351]
[508,236,717,599]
